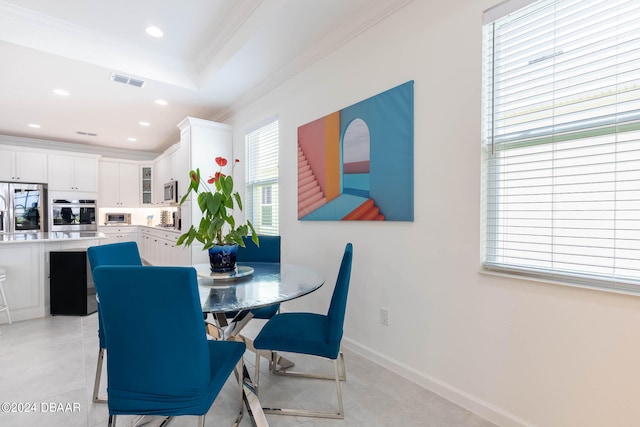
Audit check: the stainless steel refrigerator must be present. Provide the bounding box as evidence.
[0,182,47,233]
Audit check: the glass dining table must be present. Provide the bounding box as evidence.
[193,261,325,427]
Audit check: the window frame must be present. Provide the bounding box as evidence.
[245,118,279,236]
[481,0,640,295]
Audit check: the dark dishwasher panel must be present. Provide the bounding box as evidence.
[50,250,97,316]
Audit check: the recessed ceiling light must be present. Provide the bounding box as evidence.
[53,89,69,96]
[128,137,137,142]
[154,99,168,106]
[28,123,41,128]
[145,26,163,38]
[139,121,150,127]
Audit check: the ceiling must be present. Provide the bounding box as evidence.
[0,0,410,156]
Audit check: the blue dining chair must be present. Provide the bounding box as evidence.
[212,236,281,378]
[93,265,246,427]
[253,242,353,419]
[87,241,143,404]
[212,236,281,325]
[237,235,281,319]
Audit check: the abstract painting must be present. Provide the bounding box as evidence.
[298,80,414,221]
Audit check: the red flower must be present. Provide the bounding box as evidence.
[235,158,240,163]
[207,171,225,184]
[215,157,228,167]
[190,171,199,183]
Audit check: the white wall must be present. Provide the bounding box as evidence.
[225,1,640,426]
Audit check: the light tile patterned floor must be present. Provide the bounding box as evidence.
[0,314,496,426]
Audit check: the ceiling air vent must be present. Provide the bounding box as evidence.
[110,72,145,88]
[76,131,98,136]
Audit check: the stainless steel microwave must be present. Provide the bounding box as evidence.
[163,181,178,204]
[105,213,131,225]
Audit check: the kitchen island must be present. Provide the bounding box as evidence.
[0,231,106,322]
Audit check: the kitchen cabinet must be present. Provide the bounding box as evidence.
[152,155,166,204]
[141,165,153,205]
[99,160,140,207]
[139,228,152,263]
[0,235,103,322]
[152,144,179,204]
[177,117,232,232]
[147,117,232,266]
[139,227,189,266]
[177,117,232,221]
[0,148,48,183]
[0,244,43,322]
[48,154,99,192]
[99,226,138,244]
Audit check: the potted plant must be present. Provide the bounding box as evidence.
[176,156,258,272]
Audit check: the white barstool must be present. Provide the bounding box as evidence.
[0,267,12,329]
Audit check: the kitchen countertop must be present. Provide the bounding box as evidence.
[100,224,181,232]
[0,231,107,243]
[139,225,182,233]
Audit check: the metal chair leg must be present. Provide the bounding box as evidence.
[334,359,344,417]
[108,414,116,427]
[234,358,244,426]
[261,358,344,419]
[252,342,275,395]
[93,347,107,403]
[338,345,346,381]
[271,345,347,381]
[254,348,261,394]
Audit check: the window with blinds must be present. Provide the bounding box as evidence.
[482,0,640,293]
[245,119,279,236]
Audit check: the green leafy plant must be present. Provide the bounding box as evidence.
[176,156,258,250]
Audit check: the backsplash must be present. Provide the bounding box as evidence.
[98,207,177,227]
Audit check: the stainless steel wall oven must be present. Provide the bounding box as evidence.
[50,199,97,232]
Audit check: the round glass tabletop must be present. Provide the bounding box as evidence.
[193,262,325,313]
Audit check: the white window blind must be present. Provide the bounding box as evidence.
[482,0,640,293]
[245,119,279,236]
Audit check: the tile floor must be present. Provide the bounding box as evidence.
[0,314,496,427]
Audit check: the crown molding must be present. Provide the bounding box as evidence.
[0,134,159,161]
[194,0,264,72]
[211,0,414,122]
[177,116,231,132]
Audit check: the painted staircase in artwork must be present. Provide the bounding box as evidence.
[298,145,385,220]
[298,146,327,218]
[343,198,385,220]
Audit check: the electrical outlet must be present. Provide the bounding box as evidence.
[380,308,390,326]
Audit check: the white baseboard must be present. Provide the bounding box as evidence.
[342,336,535,427]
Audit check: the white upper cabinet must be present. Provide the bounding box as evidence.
[0,149,13,181]
[48,154,99,192]
[0,149,48,183]
[177,117,232,232]
[99,160,140,207]
[99,161,119,206]
[152,143,180,204]
[141,165,153,205]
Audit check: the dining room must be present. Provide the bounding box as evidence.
[2,0,640,426]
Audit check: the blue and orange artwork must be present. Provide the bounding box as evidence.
[298,80,414,221]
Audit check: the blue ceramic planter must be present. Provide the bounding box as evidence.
[208,244,239,272]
